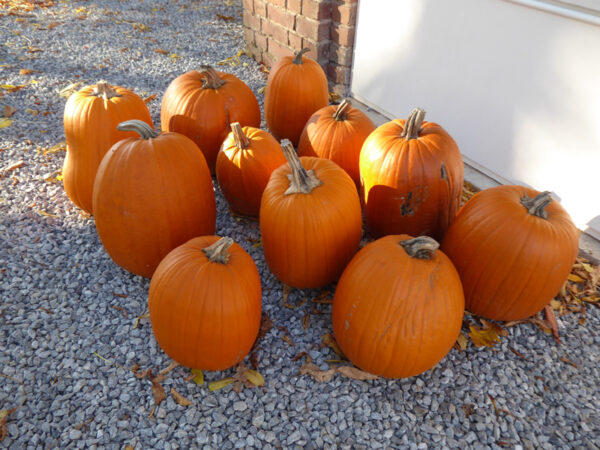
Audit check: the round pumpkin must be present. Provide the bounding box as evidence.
[216,122,286,218]
[298,99,376,188]
[441,186,579,321]
[161,66,261,173]
[63,82,153,213]
[260,139,362,289]
[360,108,464,242]
[264,48,329,146]
[92,120,216,278]
[332,235,465,378]
[149,236,262,370]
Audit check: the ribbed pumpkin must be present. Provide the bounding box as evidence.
[216,122,286,218]
[260,140,362,289]
[92,120,216,278]
[264,48,329,146]
[441,186,579,321]
[360,108,464,241]
[149,236,262,370]
[332,235,464,378]
[161,66,261,173]
[298,99,376,188]
[63,82,152,213]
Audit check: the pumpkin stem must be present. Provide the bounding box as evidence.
[400,108,426,140]
[400,236,439,260]
[91,82,121,99]
[292,48,311,65]
[521,191,552,219]
[117,120,159,139]
[333,99,352,121]
[200,65,226,89]
[202,237,234,264]
[231,122,250,149]
[281,139,323,195]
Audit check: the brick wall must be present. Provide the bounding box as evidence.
[243,0,358,95]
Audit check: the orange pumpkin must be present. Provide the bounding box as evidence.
[92,120,216,278]
[360,108,464,242]
[149,236,262,370]
[441,186,579,321]
[63,82,152,213]
[260,140,362,289]
[332,235,464,378]
[161,66,261,173]
[298,99,376,188]
[216,122,286,218]
[264,48,329,146]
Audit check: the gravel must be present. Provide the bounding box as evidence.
[1,0,600,449]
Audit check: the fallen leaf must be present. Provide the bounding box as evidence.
[3,105,16,118]
[302,313,310,330]
[159,361,179,375]
[133,312,150,329]
[321,333,346,359]
[299,362,336,382]
[208,377,234,392]
[544,305,560,345]
[567,274,585,283]
[111,305,128,318]
[0,118,12,129]
[256,313,273,340]
[154,49,169,55]
[244,369,264,387]
[0,406,19,442]
[35,210,58,218]
[281,335,294,346]
[257,86,266,95]
[455,332,468,351]
[508,346,526,359]
[1,160,24,176]
[190,369,204,385]
[560,357,578,368]
[19,69,34,75]
[59,82,83,98]
[336,365,379,380]
[170,388,192,406]
[468,319,506,348]
[216,14,234,21]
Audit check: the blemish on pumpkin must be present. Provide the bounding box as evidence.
[400,192,414,216]
[399,186,429,216]
[345,320,350,330]
[441,162,448,180]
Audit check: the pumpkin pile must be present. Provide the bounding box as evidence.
[61,49,580,380]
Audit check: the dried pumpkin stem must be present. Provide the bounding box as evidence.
[292,48,310,65]
[400,236,439,260]
[231,122,250,149]
[117,120,159,139]
[203,237,234,264]
[401,108,426,140]
[200,65,226,89]
[281,139,323,195]
[333,99,352,121]
[91,82,121,99]
[521,191,552,219]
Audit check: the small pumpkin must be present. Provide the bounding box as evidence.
[264,48,329,146]
[63,82,153,213]
[260,140,362,289]
[161,66,261,173]
[360,108,464,242]
[93,120,216,278]
[298,99,376,188]
[216,122,286,218]
[332,235,464,378]
[149,236,262,371]
[441,186,579,321]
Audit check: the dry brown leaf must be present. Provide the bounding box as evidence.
[544,305,560,344]
[152,381,166,405]
[302,313,310,330]
[560,357,578,368]
[256,313,273,340]
[508,346,526,359]
[468,319,506,348]
[455,332,468,351]
[159,361,179,375]
[299,363,336,382]
[3,105,16,118]
[133,312,150,329]
[312,290,333,304]
[19,68,34,75]
[292,351,312,363]
[321,333,346,359]
[154,49,169,55]
[336,366,379,380]
[111,305,127,318]
[216,13,234,21]
[170,388,192,406]
[0,406,18,442]
[281,335,294,346]
[143,93,157,104]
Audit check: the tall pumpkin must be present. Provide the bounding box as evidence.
[161,66,261,173]
[92,120,216,278]
[333,235,464,378]
[260,140,362,289]
[360,108,463,241]
[441,186,579,321]
[264,48,329,146]
[298,99,376,188]
[149,236,262,371]
[62,82,152,213]
[216,122,286,218]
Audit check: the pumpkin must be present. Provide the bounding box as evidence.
[62,82,153,213]
[92,120,216,278]
[161,66,261,173]
[441,186,579,321]
[332,235,464,378]
[298,99,376,188]
[216,122,286,218]
[360,108,464,242]
[264,48,329,146]
[149,236,262,370]
[260,139,362,289]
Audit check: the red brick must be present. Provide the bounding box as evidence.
[329,42,352,67]
[268,37,293,61]
[243,11,261,31]
[327,63,351,85]
[244,28,256,46]
[302,0,332,20]
[262,18,289,44]
[255,31,267,51]
[267,4,295,29]
[296,16,330,41]
[288,31,302,50]
[269,0,286,7]
[242,0,254,14]
[331,23,354,47]
[287,0,302,14]
[254,0,267,17]
[302,38,330,62]
[332,2,356,25]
